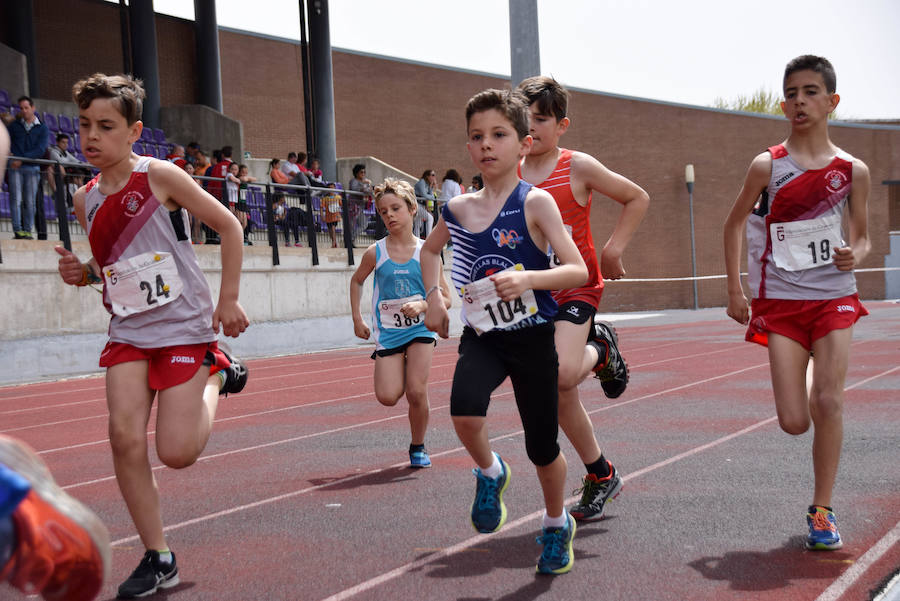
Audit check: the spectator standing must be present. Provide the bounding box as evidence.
[185,141,200,166]
[322,181,342,248]
[225,163,251,245]
[207,145,233,202]
[47,133,84,209]
[349,163,373,246]
[413,169,437,238]
[468,174,483,192]
[194,150,210,180]
[440,169,463,201]
[7,96,50,239]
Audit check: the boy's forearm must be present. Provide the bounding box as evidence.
[218,224,244,301]
[605,192,649,256]
[528,264,587,291]
[723,224,745,294]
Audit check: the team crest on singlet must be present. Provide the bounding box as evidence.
[825,170,848,193]
[122,191,145,216]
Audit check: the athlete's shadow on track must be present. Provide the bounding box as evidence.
[308,465,419,490]
[417,520,612,601]
[99,580,196,600]
[688,535,853,591]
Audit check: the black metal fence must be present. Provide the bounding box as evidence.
[1,156,443,266]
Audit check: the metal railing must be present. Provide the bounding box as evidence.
[1,157,444,266]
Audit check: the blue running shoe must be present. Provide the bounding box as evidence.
[536,513,576,575]
[806,506,843,550]
[470,454,510,533]
[409,449,432,469]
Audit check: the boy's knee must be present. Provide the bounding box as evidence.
[778,416,810,435]
[375,391,401,407]
[809,392,843,421]
[405,387,428,406]
[108,425,145,457]
[557,364,581,391]
[157,445,200,469]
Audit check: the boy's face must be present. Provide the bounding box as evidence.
[466,108,532,177]
[781,69,839,129]
[527,104,569,155]
[79,97,142,167]
[377,193,415,232]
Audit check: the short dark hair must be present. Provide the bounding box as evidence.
[287,151,297,160]
[296,151,307,163]
[465,88,530,140]
[517,76,569,121]
[72,73,145,125]
[353,163,366,177]
[17,96,34,107]
[56,133,70,142]
[221,145,233,158]
[783,55,836,94]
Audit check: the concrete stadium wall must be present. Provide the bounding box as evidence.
[0,241,461,385]
[10,0,900,313]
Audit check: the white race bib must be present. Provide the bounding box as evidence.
[378,294,424,329]
[770,214,844,272]
[460,264,539,334]
[104,251,183,317]
[547,224,574,269]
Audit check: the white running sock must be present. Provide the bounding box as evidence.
[481,452,502,479]
[542,511,567,529]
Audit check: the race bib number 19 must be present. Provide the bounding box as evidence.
[104,251,183,317]
[461,264,538,334]
[770,214,844,272]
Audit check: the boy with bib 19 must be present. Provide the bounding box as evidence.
[723,55,870,551]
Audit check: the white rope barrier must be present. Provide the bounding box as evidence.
[608,266,900,283]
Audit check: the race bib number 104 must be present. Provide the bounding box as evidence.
[461,264,538,334]
[104,251,183,317]
[770,214,844,272]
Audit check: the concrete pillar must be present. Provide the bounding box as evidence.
[508,0,540,87]
[194,0,223,112]
[307,0,337,183]
[6,0,39,96]
[129,0,161,129]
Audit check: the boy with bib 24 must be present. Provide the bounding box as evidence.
[55,73,250,598]
[723,55,870,551]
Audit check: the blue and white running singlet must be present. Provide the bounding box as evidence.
[371,237,436,351]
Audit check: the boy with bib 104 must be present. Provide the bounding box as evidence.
[723,55,871,551]
[422,88,588,575]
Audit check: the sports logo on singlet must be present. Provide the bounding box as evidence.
[825,170,848,192]
[121,191,146,217]
[492,228,522,249]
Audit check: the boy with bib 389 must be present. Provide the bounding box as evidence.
[723,55,871,551]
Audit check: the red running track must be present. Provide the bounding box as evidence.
[1,303,898,601]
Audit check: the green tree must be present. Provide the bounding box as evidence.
[712,88,783,115]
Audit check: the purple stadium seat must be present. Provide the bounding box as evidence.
[139,128,152,142]
[58,115,75,134]
[43,112,59,132]
[153,128,166,144]
[132,142,143,154]
[0,89,9,105]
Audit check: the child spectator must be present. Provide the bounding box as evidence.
[517,75,649,522]
[56,73,250,597]
[322,181,343,248]
[723,55,871,551]
[421,88,587,574]
[350,178,452,468]
[225,162,251,245]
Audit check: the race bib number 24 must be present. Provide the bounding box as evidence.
[104,251,183,317]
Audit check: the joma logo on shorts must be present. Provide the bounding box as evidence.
[171,356,196,364]
[836,305,854,313]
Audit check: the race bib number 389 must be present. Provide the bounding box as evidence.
[104,251,183,317]
[460,264,538,334]
[770,214,844,272]
[379,294,423,329]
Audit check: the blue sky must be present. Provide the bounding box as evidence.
[147,0,900,120]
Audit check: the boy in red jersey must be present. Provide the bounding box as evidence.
[55,74,250,598]
[724,55,870,550]
[517,76,649,522]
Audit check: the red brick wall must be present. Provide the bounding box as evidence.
[24,0,900,310]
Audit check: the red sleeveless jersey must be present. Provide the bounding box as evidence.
[521,148,604,307]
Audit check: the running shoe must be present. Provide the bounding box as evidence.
[569,462,623,522]
[117,550,179,599]
[0,435,110,601]
[591,319,629,398]
[409,449,432,469]
[536,512,576,575]
[218,343,249,395]
[806,506,843,550]
[470,454,510,533]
